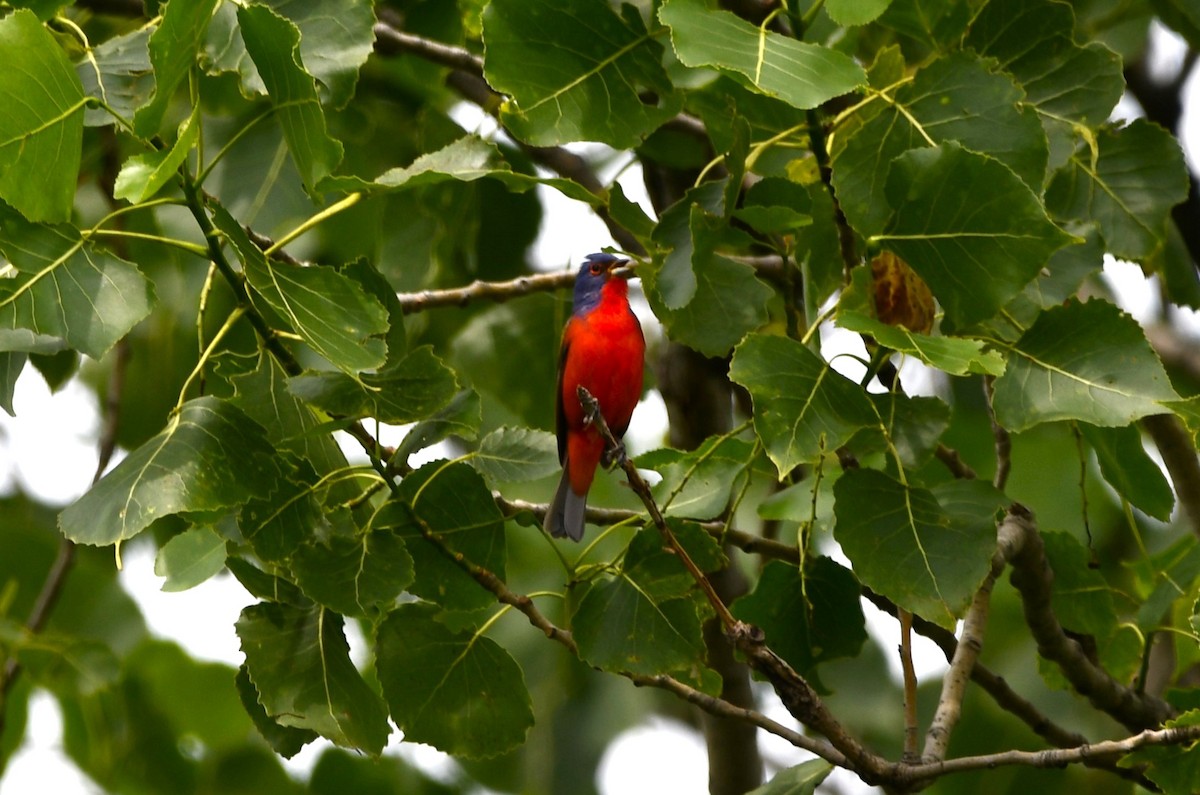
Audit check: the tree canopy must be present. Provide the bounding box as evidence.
[2,0,1200,793]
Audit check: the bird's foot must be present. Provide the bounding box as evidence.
[602,441,627,470]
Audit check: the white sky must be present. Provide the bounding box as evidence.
[3,20,1200,795]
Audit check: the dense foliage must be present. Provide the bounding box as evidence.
[2,0,1200,793]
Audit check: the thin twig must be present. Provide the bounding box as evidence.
[984,377,1011,491]
[899,609,921,762]
[922,510,1024,762]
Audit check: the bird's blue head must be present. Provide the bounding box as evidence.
[572,252,632,315]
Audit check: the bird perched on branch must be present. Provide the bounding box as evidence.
[544,252,645,541]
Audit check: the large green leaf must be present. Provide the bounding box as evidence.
[60,397,283,546]
[224,352,355,501]
[992,299,1179,431]
[0,205,154,358]
[377,461,507,613]
[837,311,1005,376]
[831,51,1047,236]
[203,0,374,109]
[873,143,1078,327]
[1080,424,1175,521]
[470,426,559,485]
[235,665,316,758]
[833,472,1002,627]
[1046,120,1190,261]
[209,202,389,373]
[965,0,1123,169]
[659,0,864,109]
[573,562,708,678]
[153,525,227,592]
[0,9,86,223]
[645,206,773,357]
[237,4,344,193]
[375,602,533,758]
[729,334,877,478]
[133,0,222,138]
[290,530,414,619]
[76,27,154,127]
[482,0,681,147]
[324,135,599,205]
[237,602,390,754]
[286,346,458,424]
[730,557,866,691]
[639,436,758,520]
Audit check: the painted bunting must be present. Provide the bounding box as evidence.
[544,253,645,541]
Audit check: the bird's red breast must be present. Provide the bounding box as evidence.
[557,276,645,495]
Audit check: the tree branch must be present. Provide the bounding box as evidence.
[923,510,1024,762]
[1006,505,1176,731]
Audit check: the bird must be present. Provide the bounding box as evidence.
[544,252,645,541]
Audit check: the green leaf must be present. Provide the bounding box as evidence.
[1079,424,1175,521]
[573,565,707,678]
[621,522,727,601]
[965,0,1123,169]
[114,107,199,204]
[1041,531,1118,640]
[873,143,1078,326]
[639,436,757,520]
[236,664,316,758]
[0,204,154,358]
[377,461,507,613]
[76,27,154,127]
[482,0,681,147]
[237,602,390,754]
[0,9,86,223]
[877,0,971,52]
[224,352,355,503]
[831,52,1048,237]
[729,334,877,478]
[851,393,952,469]
[450,296,559,431]
[237,3,344,193]
[992,299,1179,431]
[203,0,374,110]
[826,0,892,26]
[659,0,864,109]
[326,135,599,206]
[153,525,227,592]
[393,389,482,464]
[209,202,389,373]
[290,530,414,619]
[837,311,1005,376]
[134,0,222,138]
[287,346,458,424]
[60,397,282,547]
[470,426,559,484]
[1046,120,1190,261]
[834,471,1001,627]
[731,558,866,691]
[645,208,773,357]
[748,759,834,795]
[375,602,533,758]
[0,352,23,415]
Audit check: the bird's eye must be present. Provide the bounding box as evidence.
[589,262,603,275]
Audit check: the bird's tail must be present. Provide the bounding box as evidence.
[544,467,587,541]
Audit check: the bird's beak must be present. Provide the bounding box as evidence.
[612,259,637,279]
